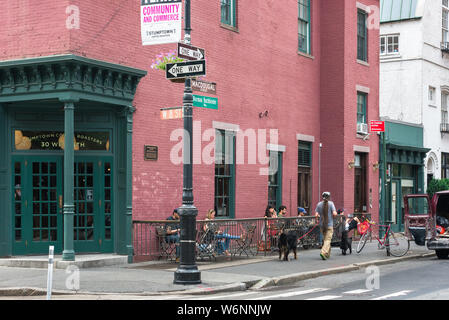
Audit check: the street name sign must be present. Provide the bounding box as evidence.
[166,60,206,79]
[191,79,217,95]
[192,95,218,110]
[160,107,183,119]
[178,42,205,61]
[370,120,385,132]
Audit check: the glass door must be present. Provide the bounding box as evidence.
[74,157,113,253]
[12,156,63,255]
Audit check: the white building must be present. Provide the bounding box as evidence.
[380,0,449,191]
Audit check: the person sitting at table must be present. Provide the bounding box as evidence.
[204,209,241,256]
[166,208,181,262]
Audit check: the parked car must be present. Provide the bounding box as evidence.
[404,191,449,259]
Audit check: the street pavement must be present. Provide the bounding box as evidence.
[0,241,434,299]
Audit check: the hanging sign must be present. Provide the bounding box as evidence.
[140,0,182,46]
[370,120,385,132]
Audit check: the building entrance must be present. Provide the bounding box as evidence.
[12,155,113,255]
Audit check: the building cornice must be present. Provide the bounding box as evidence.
[0,54,147,105]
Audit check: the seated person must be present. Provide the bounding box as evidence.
[166,208,181,262]
[278,205,287,217]
[204,209,241,256]
[298,207,307,216]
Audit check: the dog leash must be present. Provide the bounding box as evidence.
[297,223,320,241]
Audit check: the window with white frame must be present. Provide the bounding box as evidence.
[444,0,449,43]
[429,86,436,105]
[442,92,448,124]
[380,35,399,55]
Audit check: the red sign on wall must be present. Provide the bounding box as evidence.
[370,120,385,132]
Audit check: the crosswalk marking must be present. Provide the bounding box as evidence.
[306,295,341,300]
[248,288,329,300]
[371,290,412,300]
[194,291,258,300]
[343,289,373,295]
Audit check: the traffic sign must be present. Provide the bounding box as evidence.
[370,120,385,132]
[192,95,218,110]
[178,42,205,61]
[191,79,217,95]
[160,107,183,120]
[166,60,206,79]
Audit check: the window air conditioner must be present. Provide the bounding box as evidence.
[357,122,368,134]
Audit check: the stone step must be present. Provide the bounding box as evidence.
[0,254,128,269]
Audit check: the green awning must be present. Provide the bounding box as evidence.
[380,0,423,23]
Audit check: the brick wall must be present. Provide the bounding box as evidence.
[1,0,379,221]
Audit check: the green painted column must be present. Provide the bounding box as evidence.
[125,106,135,263]
[62,101,75,261]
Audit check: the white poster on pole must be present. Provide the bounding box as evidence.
[141,0,183,46]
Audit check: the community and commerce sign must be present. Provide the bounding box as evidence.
[140,0,182,45]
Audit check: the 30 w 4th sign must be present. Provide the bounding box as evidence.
[166,60,206,79]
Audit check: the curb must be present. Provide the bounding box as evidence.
[0,252,435,297]
[249,252,435,290]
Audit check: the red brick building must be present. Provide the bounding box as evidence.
[0,0,379,256]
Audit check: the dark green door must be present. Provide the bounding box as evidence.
[74,157,113,253]
[12,156,113,255]
[12,156,63,255]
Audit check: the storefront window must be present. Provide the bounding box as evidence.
[14,130,110,151]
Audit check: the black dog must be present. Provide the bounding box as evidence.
[279,230,298,261]
[340,230,352,255]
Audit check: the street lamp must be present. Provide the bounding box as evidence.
[173,0,201,285]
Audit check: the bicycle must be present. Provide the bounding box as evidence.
[355,219,410,257]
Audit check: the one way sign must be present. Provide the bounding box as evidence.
[166,60,206,79]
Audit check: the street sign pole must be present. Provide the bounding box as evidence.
[174,0,201,285]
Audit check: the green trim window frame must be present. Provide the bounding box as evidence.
[268,151,283,210]
[297,141,312,212]
[357,92,367,124]
[298,0,311,54]
[221,0,236,27]
[357,9,368,61]
[298,141,312,167]
[214,129,236,218]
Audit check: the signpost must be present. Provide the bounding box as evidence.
[178,42,205,61]
[370,120,385,132]
[192,95,218,110]
[166,60,206,79]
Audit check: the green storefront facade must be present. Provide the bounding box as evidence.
[0,55,146,260]
[380,120,429,232]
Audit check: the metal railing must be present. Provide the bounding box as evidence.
[132,215,356,261]
[441,122,449,133]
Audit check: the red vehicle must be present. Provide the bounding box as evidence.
[404,191,449,259]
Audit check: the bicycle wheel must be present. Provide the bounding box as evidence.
[356,231,369,253]
[387,231,410,257]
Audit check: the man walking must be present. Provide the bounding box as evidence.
[315,192,337,260]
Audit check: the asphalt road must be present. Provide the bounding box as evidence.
[4,255,448,301]
[179,255,449,300]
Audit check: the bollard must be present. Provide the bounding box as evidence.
[46,246,54,300]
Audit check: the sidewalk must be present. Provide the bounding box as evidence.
[0,241,434,298]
